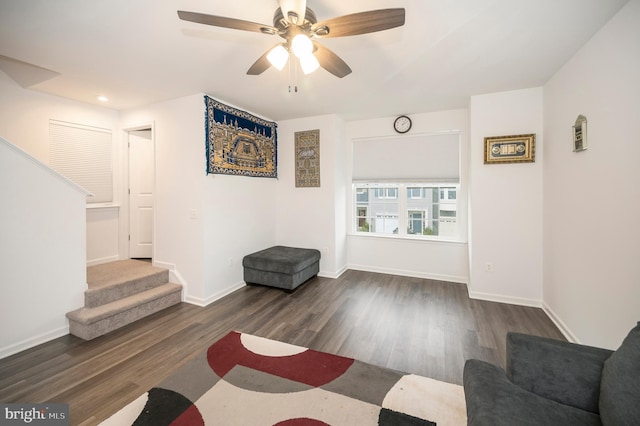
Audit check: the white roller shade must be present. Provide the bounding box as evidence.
[49,120,113,203]
[352,132,460,183]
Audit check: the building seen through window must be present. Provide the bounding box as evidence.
[355,184,458,238]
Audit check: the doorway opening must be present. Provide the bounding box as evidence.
[127,128,154,261]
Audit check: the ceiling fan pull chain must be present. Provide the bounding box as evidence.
[294,59,299,93]
[288,56,292,92]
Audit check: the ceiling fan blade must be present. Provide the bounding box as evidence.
[279,0,307,25]
[313,42,352,78]
[312,8,405,38]
[247,47,276,75]
[177,11,277,34]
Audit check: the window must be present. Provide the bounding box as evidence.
[351,132,461,240]
[49,120,113,203]
[353,183,458,238]
[440,188,456,201]
[375,187,398,199]
[408,187,422,199]
[352,133,460,182]
[351,131,461,239]
[355,185,400,235]
[356,207,369,231]
[408,210,425,234]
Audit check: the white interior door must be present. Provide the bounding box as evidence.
[129,129,154,258]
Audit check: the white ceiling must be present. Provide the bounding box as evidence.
[0,0,629,121]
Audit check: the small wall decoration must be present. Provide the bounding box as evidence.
[484,134,536,164]
[204,95,277,178]
[573,115,588,152]
[295,129,320,187]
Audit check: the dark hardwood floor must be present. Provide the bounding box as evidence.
[0,270,564,425]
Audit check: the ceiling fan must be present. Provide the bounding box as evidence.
[177,0,405,78]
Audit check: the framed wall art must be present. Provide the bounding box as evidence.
[573,115,587,152]
[204,95,277,178]
[484,134,536,164]
[295,129,320,187]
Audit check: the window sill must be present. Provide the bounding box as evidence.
[348,232,466,245]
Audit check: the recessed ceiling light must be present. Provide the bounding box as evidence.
[97,96,109,102]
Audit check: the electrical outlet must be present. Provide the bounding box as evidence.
[228,257,233,267]
[485,262,493,272]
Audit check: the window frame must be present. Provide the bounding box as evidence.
[49,120,114,204]
[352,182,460,241]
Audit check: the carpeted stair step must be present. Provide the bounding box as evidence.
[85,260,170,308]
[66,283,182,340]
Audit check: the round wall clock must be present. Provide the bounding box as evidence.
[393,115,412,134]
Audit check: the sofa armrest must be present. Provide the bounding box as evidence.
[506,332,613,413]
[464,359,602,426]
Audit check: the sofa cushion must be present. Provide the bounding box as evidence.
[599,321,640,426]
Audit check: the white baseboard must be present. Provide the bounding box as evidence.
[87,255,119,266]
[184,281,246,307]
[153,260,189,300]
[542,302,580,343]
[152,260,177,274]
[467,290,542,308]
[467,290,580,342]
[318,265,348,279]
[0,326,69,360]
[347,264,468,284]
[185,267,344,305]
[152,260,245,307]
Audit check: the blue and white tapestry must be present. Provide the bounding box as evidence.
[205,95,277,178]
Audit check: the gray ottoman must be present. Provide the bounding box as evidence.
[243,246,321,291]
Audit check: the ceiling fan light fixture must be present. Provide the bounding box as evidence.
[267,45,289,70]
[291,34,313,58]
[279,0,307,25]
[260,27,278,35]
[287,11,300,25]
[313,25,330,37]
[299,53,320,74]
[177,5,406,79]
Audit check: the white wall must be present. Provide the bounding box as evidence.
[86,207,120,265]
[0,73,120,164]
[0,138,88,357]
[203,170,278,303]
[345,109,470,282]
[468,88,544,306]
[121,94,278,304]
[543,0,640,349]
[0,72,122,265]
[275,115,348,277]
[123,95,206,300]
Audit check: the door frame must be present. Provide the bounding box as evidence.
[122,122,156,261]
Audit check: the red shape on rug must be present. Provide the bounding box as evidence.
[170,404,204,426]
[274,418,330,426]
[207,331,354,387]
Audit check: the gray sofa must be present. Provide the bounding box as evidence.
[463,322,640,425]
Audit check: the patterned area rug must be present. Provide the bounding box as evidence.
[100,331,466,425]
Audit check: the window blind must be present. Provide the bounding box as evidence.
[352,132,460,183]
[49,120,113,203]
